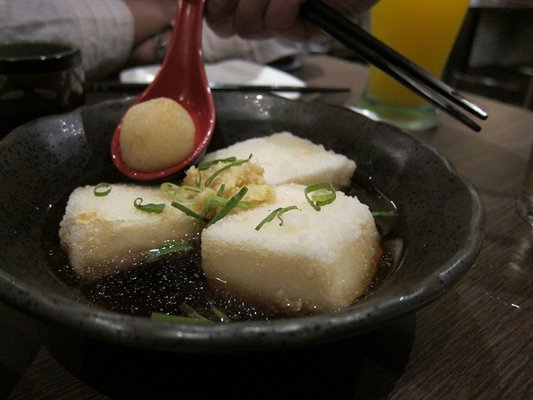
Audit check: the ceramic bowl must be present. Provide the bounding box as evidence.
[0,93,484,352]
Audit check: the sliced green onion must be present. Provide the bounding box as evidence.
[304,181,336,211]
[171,186,251,224]
[150,312,214,324]
[161,182,201,198]
[171,201,209,223]
[216,184,226,197]
[371,210,397,218]
[204,154,253,187]
[210,305,231,323]
[208,186,248,226]
[180,303,214,323]
[145,240,193,262]
[204,194,253,213]
[276,206,300,225]
[198,156,237,171]
[255,207,281,231]
[237,200,254,208]
[151,304,231,324]
[160,183,201,206]
[160,182,180,198]
[94,182,111,197]
[204,196,226,211]
[255,205,300,231]
[133,197,165,213]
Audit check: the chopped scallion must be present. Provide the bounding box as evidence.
[180,303,214,323]
[255,205,300,231]
[150,304,232,324]
[204,196,226,211]
[208,186,248,226]
[160,182,201,205]
[304,182,336,211]
[198,156,237,171]
[145,240,193,262]
[204,194,253,213]
[371,210,397,218]
[133,197,165,213]
[94,182,111,197]
[150,312,214,324]
[210,305,231,323]
[216,184,225,197]
[204,154,253,187]
[171,201,209,223]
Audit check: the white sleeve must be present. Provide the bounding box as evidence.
[201,22,306,66]
[0,0,134,78]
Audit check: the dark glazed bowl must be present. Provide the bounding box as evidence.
[0,93,484,352]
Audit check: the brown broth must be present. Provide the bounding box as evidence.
[43,167,400,322]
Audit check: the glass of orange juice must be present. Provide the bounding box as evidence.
[356,0,470,131]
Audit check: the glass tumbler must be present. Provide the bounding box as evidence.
[356,0,470,131]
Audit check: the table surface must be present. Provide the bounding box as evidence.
[1,55,531,400]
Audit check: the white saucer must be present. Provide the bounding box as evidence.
[119,59,305,99]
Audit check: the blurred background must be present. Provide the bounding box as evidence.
[331,0,533,110]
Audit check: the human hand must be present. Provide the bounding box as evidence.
[205,0,378,41]
[122,0,176,44]
[122,0,176,66]
[126,29,172,67]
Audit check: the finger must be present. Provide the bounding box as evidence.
[205,0,239,37]
[232,0,270,39]
[263,0,304,34]
[263,0,325,42]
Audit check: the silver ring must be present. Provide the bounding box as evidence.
[154,33,167,63]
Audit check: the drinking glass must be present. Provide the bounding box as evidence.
[356,0,470,131]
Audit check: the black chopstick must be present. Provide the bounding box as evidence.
[301,0,488,131]
[86,81,350,94]
[212,84,349,93]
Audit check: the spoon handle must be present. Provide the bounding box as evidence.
[143,0,209,106]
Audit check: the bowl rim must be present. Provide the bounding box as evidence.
[0,95,485,352]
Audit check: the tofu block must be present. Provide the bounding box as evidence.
[59,184,200,280]
[202,132,356,188]
[201,184,381,313]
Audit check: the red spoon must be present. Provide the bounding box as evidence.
[111,0,215,181]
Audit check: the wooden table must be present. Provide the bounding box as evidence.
[1,55,531,400]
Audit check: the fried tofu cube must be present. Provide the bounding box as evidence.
[201,184,381,313]
[59,184,200,280]
[201,132,356,188]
